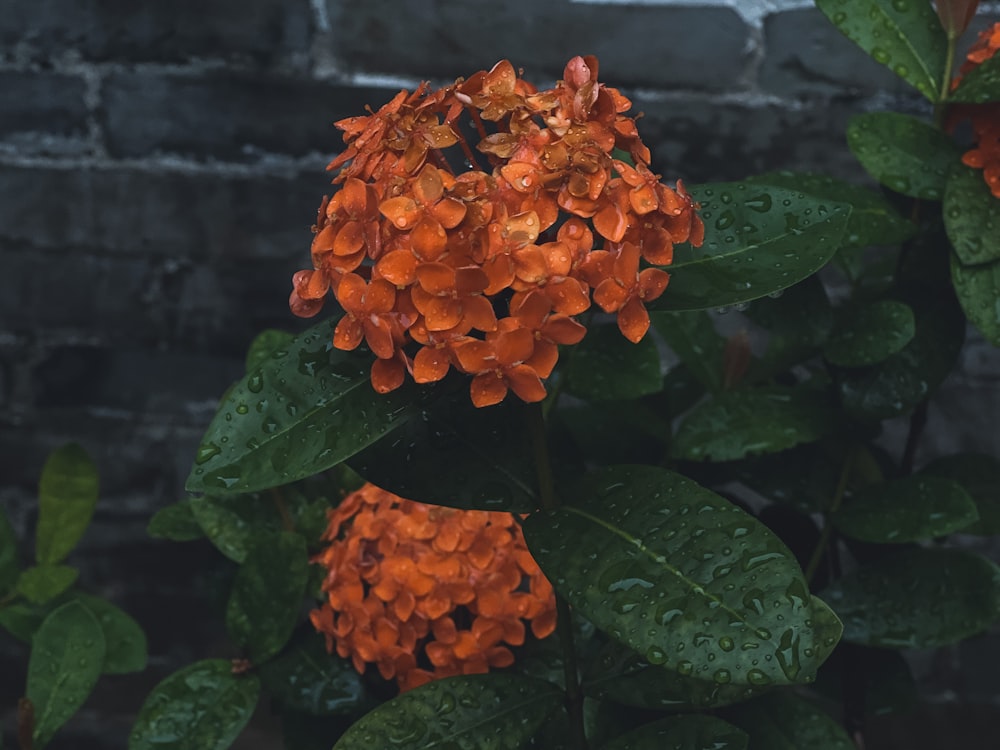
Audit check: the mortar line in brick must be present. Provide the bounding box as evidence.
[0,152,330,179]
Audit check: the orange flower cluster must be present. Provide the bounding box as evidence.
[309,483,557,692]
[952,22,1000,198]
[290,56,703,407]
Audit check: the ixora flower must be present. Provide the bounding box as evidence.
[309,483,557,692]
[951,21,1000,198]
[290,55,704,407]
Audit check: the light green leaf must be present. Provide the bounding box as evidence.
[815,0,947,101]
[823,299,916,367]
[245,329,296,372]
[944,163,1000,266]
[35,443,99,565]
[846,112,960,199]
[16,565,78,604]
[651,311,726,392]
[951,254,1000,346]
[523,465,842,687]
[950,52,1000,103]
[566,323,663,401]
[333,674,561,749]
[27,601,105,748]
[147,500,205,542]
[727,691,854,749]
[186,318,439,496]
[225,531,308,663]
[259,631,367,716]
[129,660,260,750]
[821,548,1000,647]
[651,183,849,311]
[921,453,1000,535]
[833,475,978,543]
[673,386,837,461]
[74,593,147,675]
[600,714,748,750]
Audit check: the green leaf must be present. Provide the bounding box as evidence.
[815,0,946,101]
[225,531,308,663]
[944,163,1000,266]
[733,442,848,513]
[832,475,978,543]
[673,386,837,461]
[921,453,1000,534]
[333,674,562,749]
[35,443,99,565]
[129,660,260,750]
[523,465,842,687]
[600,714,748,750]
[745,276,834,379]
[16,565,78,604]
[651,311,726,392]
[652,183,849,311]
[727,691,854,750]
[259,631,367,716]
[951,254,1000,346]
[147,500,205,542]
[566,323,663,401]
[245,329,296,372]
[0,509,18,594]
[0,601,48,640]
[846,112,960,199]
[189,492,288,563]
[349,391,537,512]
[186,318,437,496]
[74,593,147,675]
[821,548,1000,648]
[823,299,916,367]
[950,52,1000,103]
[746,172,915,249]
[27,601,105,748]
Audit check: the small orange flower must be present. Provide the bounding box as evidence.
[950,22,1000,198]
[291,56,704,406]
[310,483,557,691]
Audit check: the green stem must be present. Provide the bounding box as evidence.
[934,33,957,130]
[804,449,853,585]
[270,489,295,532]
[530,404,588,750]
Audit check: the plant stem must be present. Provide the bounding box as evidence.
[804,448,853,585]
[270,488,295,532]
[933,33,957,130]
[529,404,588,750]
[900,399,929,476]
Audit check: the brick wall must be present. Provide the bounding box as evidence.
[1,1,999,747]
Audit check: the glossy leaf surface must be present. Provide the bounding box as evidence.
[129,660,260,750]
[651,183,849,311]
[944,163,1000,266]
[921,453,1000,535]
[186,318,435,495]
[600,714,747,750]
[846,112,959,199]
[651,311,726,393]
[226,531,309,662]
[815,0,946,101]
[16,565,78,604]
[75,593,147,674]
[523,466,842,687]
[333,674,561,749]
[190,491,303,563]
[950,52,1000,103]
[566,323,662,401]
[951,254,1000,346]
[245,328,295,372]
[745,277,833,379]
[259,631,367,716]
[27,601,105,748]
[821,548,1000,647]
[832,475,978,543]
[35,443,99,565]
[727,691,854,750]
[823,300,915,367]
[673,386,836,461]
[147,500,205,542]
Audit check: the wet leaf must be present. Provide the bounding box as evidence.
[846,112,960,200]
[349,391,537,512]
[129,660,260,750]
[815,0,946,101]
[733,443,847,514]
[147,500,205,542]
[35,443,99,565]
[523,465,842,688]
[944,163,1000,266]
[651,312,726,393]
[27,601,105,748]
[600,714,748,750]
[0,509,18,594]
[16,565,78,604]
[189,492,286,563]
[72,593,147,675]
[746,172,915,249]
[821,548,1000,647]
[727,691,854,749]
[951,253,1000,346]
[823,299,915,367]
[259,631,367,716]
[832,475,978,543]
[652,183,849,311]
[745,276,834,379]
[566,323,662,401]
[226,531,308,663]
[0,601,49,641]
[186,318,440,496]
[333,674,561,749]
[673,386,837,461]
[921,453,1000,535]
[950,51,1000,103]
[245,329,295,373]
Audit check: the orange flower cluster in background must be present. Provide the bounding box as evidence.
[290,55,703,407]
[952,21,1000,198]
[309,483,557,692]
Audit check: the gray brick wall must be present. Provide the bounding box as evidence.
[1,1,998,747]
